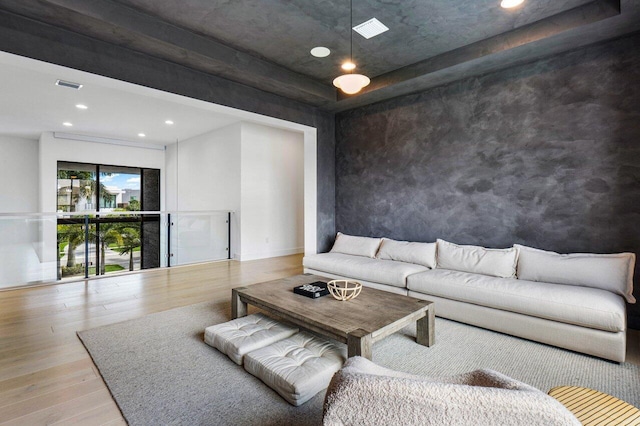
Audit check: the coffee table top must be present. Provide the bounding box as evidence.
[233,274,432,343]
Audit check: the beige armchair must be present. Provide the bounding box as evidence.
[323,357,580,426]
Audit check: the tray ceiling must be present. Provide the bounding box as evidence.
[116,0,593,81]
[0,0,638,111]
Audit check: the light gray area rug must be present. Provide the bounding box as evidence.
[78,301,640,426]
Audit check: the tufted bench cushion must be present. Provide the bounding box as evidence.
[244,332,346,406]
[204,313,298,365]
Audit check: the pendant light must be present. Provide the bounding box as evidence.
[333,0,370,95]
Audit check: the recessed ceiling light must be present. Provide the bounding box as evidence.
[138,133,146,137]
[310,47,331,58]
[63,122,73,127]
[353,18,389,39]
[75,104,88,110]
[341,62,356,71]
[501,0,524,8]
[165,120,174,125]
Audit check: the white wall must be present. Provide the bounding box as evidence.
[166,123,241,263]
[167,122,305,262]
[165,143,178,211]
[0,135,38,212]
[240,122,304,261]
[171,123,241,212]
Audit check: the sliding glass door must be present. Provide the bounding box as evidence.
[56,161,159,280]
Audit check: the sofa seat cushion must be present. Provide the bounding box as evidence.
[303,253,428,288]
[407,269,626,332]
[244,332,346,406]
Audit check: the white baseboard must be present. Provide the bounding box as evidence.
[238,247,304,261]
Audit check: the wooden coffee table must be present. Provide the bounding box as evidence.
[231,274,434,359]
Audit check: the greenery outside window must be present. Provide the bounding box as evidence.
[56,162,148,280]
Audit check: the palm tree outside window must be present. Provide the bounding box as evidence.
[56,161,150,280]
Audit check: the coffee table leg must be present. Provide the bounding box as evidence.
[347,329,372,359]
[232,288,248,319]
[416,307,435,347]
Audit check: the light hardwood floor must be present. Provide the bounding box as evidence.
[0,255,304,425]
[0,254,638,425]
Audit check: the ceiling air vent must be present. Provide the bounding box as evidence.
[353,18,389,39]
[55,79,83,90]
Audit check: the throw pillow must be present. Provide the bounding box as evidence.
[376,238,436,268]
[329,232,382,258]
[436,239,518,278]
[515,244,636,303]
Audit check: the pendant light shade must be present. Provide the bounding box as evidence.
[333,74,370,94]
[334,0,369,95]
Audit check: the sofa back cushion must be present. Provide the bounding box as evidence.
[330,232,382,258]
[515,244,636,303]
[376,238,436,268]
[436,239,518,278]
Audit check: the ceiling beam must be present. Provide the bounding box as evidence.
[0,0,337,107]
[333,0,621,112]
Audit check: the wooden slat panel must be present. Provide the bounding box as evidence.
[549,386,640,426]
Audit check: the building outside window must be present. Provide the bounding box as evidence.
[56,162,157,280]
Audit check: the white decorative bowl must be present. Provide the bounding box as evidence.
[327,280,362,301]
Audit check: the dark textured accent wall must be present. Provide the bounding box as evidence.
[141,168,160,269]
[0,10,335,252]
[336,32,640,328]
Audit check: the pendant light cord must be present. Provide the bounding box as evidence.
[350,0,353,74]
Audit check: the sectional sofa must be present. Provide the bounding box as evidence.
[303,233,636,362]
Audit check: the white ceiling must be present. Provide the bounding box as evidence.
[0,51,240,145]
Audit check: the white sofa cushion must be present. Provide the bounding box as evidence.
[436,239,518,278]
[515,244,636,303]
[329,232,382,258]
[407,269,626,332]
[376,238,436,268]
[303,252,428,288]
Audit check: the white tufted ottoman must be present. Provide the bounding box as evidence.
[204,313,298,365]
[244,331,346,406]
